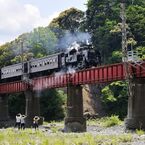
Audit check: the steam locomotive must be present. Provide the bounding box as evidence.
[0,42,101,81]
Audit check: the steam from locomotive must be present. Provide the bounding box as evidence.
[0,41,101,80]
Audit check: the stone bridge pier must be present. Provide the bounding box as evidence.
[0,95,9,121]
[64,84,86,132]
[25,89,40,127]
[125,78,145,130]
[0,95,9,127]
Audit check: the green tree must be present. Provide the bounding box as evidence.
[49,8,84,32]
[85,0,145,64]
[136,46,145,59]
[127,5,145,46]
[85,0,121,63]
[8,93,25,117]
[109,50,122,63]
[0,42,16,66]
[40,89,67,121]
[29,27,57,57]
[49,8,85,50]
[101,81,128,118]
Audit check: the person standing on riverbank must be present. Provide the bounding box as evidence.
[15,113,21,129]
[21,115,27,129]
[33,116,40,130]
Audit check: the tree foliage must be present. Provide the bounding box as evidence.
[127,5,145,46]
[29,27,58,57]
[49,8,84,32]
[85,0,145,63]
[40,89,67,121]
[85,0,121,63]
[101,81,128,118]
[8,93,25,117]
[49,8,85,50]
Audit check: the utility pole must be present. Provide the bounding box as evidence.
[121,1,129,79]
[20,40,30,85]
[120,0,132,97]
[20,40,24,77]
[121,1,127,63]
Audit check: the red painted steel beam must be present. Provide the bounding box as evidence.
[0,61,145,94]
[32,74,68,91]
[0,81,29,94]
[72,63,125,85]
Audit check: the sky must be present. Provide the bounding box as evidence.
[0,0,87,45]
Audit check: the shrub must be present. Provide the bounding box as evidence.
[102,115,122,127]
[136,129,145,136]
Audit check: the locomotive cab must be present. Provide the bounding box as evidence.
[65,48,78,65]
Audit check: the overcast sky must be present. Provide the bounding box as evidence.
[0,0,87,45]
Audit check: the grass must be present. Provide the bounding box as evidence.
[0,117,143,145]
[0,128,133,145]
[136,129,145,136]
[87,115,122,127]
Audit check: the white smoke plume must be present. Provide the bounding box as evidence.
[58,31,91,50]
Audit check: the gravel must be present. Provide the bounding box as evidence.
[87,124,145,145]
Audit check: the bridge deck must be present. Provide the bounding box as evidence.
[0,62,145,94]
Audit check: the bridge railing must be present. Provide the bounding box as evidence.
[0,81,29,94]
[71,63,125,85]
[129,61,145,78]
[0,61,145,94]
[32,74,68,91]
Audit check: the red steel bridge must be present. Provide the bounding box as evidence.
[0,61,145,94]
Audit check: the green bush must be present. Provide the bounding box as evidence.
[8,93,25,118]
[101,81,128,119]
[136,129,145,136]
[87,116,122,127]
[40,89,67,121]
[102,115,122,127]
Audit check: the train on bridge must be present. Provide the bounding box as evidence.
[0,42,101,81]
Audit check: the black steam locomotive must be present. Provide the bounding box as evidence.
[0,42,101,81]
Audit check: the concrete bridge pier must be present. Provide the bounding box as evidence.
[0,95,9,121]
[125,78,145,130]
[25,90,40,127]
[64,85,86,132]
[0,95,9,127]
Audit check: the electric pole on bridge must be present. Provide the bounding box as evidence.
[120,0,132,97]
[20,40,31,86]
[121,0,127,62]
